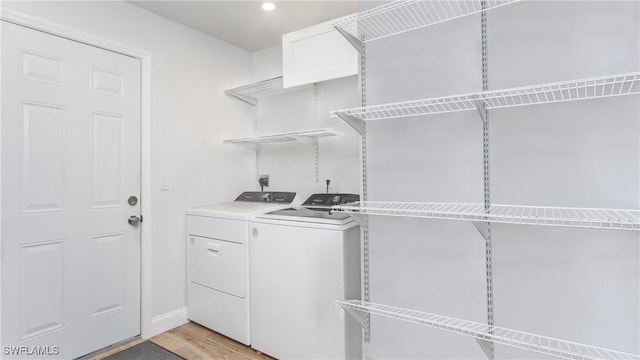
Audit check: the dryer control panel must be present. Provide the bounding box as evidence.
[234,191,296,204]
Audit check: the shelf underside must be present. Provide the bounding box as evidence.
[223,128,339,146]
[331,72,640,122]
[225,76,311,105]
[338,300,639,360]
[333,0,520,44]
[332,201,640,231]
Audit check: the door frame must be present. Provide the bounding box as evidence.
[0,8,154,342]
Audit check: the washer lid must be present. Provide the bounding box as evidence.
[258,207,354,225]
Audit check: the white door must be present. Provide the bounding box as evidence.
[1,22,141,359]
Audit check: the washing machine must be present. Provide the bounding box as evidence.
[186,191,298,345]
[249,193,362,359]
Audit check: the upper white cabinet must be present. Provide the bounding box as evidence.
[282,14,358,88]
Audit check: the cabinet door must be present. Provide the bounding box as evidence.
[282,14,358,88]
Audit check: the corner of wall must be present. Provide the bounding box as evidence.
[251,45,283,81]
[146,307,189,338]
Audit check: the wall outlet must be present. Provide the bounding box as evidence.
[259,175,269,188]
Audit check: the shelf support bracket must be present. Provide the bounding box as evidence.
[225,91,257,106]
[294,136,319,147]
[335,112,364,136]
[475,339,494,360]
[334,26,363,55]
[474,100,487,123]
[225,142,258,151]
[341,306,368,328]
[347,213,366,227]
[471,221,490,241]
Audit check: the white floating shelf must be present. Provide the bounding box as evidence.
[332,0,520,49]
[338,300,640,360]
[225,76,312,105]
[332,201,640,231]
[331,72,640,133]
[223,128,339,148]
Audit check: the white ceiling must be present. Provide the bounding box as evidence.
[128,1,358,53]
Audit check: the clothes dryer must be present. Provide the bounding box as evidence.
[186,191,297,345]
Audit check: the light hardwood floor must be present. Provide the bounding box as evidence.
[90,322,274,360]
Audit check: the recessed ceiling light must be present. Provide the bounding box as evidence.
[261,2,276,11]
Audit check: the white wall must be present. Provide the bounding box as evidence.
[1,0,256,333]
[360,0,639,359]
[252,46,283,81]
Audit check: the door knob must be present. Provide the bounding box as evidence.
[128,215,142,226]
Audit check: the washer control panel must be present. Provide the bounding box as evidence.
[302,193,359,207]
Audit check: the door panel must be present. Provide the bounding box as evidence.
[21,101,65,213]
[20,240,65,340]
[19,49,65,86]
[2,21,141,359]
[91,112,124,208]
[90,233,126,318]
[188,235,246,298]
[90,67,125,97]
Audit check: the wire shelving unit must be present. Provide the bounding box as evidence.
[337,300,640,360]
[224,128,339,182]
[331,72,640,133]
[225,76,312,105]
[223,128,339,148]
[332,0,520,52]
[224,76,329,182]
[333,201,640,231]
[329,0,640,358]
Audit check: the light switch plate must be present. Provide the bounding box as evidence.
[160,175,170,191]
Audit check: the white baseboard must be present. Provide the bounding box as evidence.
[147,307,189,338]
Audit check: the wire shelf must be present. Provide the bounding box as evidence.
[337,300,640,360]
[331,72,640,122]
[223,128,339,147]
[332,201,640,231]
[333,0,520,43]
[225,76,312,105]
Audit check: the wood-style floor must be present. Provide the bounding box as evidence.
[90,322,274,360]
